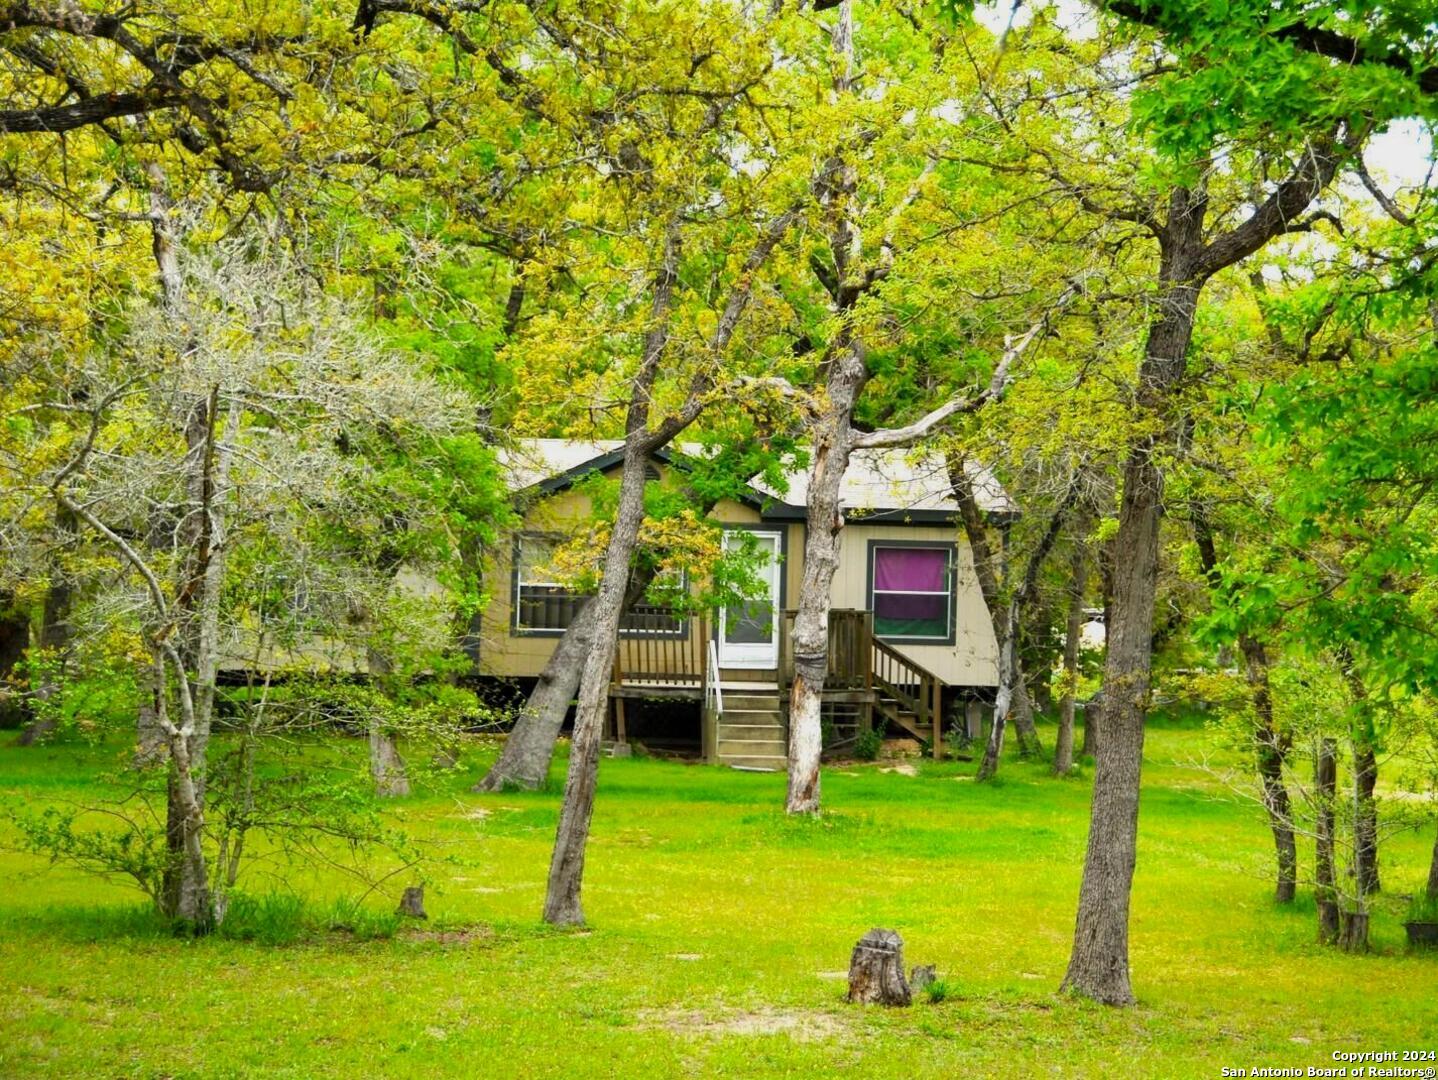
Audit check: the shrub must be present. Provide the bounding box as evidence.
[220,892,308,946]
[925,978,952,1004]
[1406,892,1438,923]
[327,898,402,940]
[854,727,883,761]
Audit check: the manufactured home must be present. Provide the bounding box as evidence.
[478,440,1011,769]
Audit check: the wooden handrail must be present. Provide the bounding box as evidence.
[870,635,946,754]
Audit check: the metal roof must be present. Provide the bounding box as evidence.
[499,438,1015,521]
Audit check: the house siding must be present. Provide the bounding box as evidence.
[478,458,999,688]
[832,522,999,687]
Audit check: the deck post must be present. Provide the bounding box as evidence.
[931,679,944,760]
[859,612,874,734]
[703,704,718,764]
[614,695,628,746]
[698,615,708,700]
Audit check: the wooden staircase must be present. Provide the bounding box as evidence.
[714,687,787,770]
[868,637,944,749]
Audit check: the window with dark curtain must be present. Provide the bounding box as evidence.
[871,546,952,640]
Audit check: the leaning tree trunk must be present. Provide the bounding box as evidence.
[1240,636,1296,902]
[786,340,865,815]
[1054,541,1087,776]
[476,563,662,793]
[1063,212,1204,1005]
[476,605,596,792]
[1315,737,1340,944]
[543,448,652,926]
[977,602,1020,781]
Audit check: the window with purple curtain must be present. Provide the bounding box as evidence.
[871,545,952,640]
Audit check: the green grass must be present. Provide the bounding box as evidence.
[1,727,1435,1078]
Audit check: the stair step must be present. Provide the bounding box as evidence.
[719,740,787,757]
[721,712,783,725]
[723,694,782,711]
[720,721,784,734]
[723,754,788,771]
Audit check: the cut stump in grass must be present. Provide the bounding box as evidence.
[847,929,911,1006]
[1338,910,1369,953]
[910,965,936,992]
[397,886,428,919]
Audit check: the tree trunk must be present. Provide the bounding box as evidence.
[977,602,1019,781]
[1055,541,1087,776]
[1337,909,1369,953]
[1315,737,1340,944]
[543,447,652,925]
[786,342,865,814]
[474,632,588,795]
[1063,196,1206,1005]
[153,646,214,933]
[1339,659,1381,896]
[18,504,79,745]
[1239,637,1296,903]
[542,223,688,926]
[955,464,1072,779]
[162,388,232,918]
[1081,541,1115,760]
[1426,818,1438,900]
[1352,737,1380,896]
[0,593,29,732]
[366,647,410,798]
[476,562,662,793]
[1011,675,1042,757]
[1061,442,1162,1005]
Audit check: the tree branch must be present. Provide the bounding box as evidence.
[851,282,1079,450]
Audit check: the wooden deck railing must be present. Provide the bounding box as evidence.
[778,609,872,691]
[871,635,945,756]
[610,605,946,758]
[612,613,708,688]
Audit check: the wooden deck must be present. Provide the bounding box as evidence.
[608,609,948,768]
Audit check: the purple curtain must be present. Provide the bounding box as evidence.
[873,547,946,592]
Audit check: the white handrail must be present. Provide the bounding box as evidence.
[707,639,724,718]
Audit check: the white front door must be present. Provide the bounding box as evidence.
[718,529,781,668]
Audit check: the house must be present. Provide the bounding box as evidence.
[478,439,1013,768]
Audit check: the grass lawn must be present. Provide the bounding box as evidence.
[1,721,1435,1078]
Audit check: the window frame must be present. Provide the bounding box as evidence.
[511,532,688,639]
[865,539,958,646]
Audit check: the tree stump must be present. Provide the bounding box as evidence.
[1317,899,1341,944]
[397,886,427,919]
[846,928,911,1006]
[1338,910,1369,953]
[909,965,936,992]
